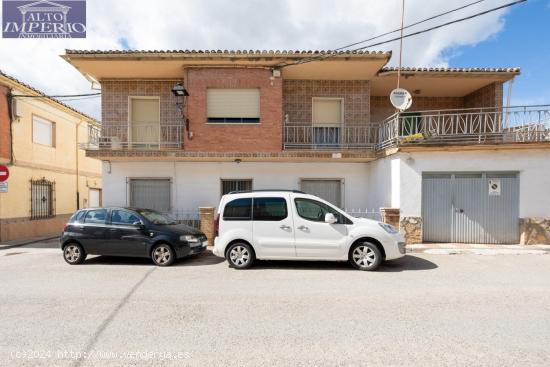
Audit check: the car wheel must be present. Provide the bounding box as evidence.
[349,242,382,271]
[226,242,255,269]
[151,244,175,267]
[63,243,86,265]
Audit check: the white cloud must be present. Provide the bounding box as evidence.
[0,0,513,119]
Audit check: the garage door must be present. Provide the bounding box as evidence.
[422,173,519,244]
[129,179,171,212]
[300,179,342,207]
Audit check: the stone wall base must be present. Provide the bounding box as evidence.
[520,218,550,245]
[400,216,423,244]
[0,214,71,242]
[380,208,400,229]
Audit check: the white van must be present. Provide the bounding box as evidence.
[213,190,405,271]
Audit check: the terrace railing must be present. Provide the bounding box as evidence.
[84,122,184,150]
[375,105,550,149]
[283,123,379,150]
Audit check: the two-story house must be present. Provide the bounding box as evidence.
[0,70,102,242]
[63,50,550,245]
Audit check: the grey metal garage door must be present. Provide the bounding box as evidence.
[129,179,171,212]
[300,179,342,207]
[422,172,519,244]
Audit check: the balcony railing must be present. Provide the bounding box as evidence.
[83,106,550,152]
[84,122,184,150]
[376,105,550,149]
[284,123,379,150]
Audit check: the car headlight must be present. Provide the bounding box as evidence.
[378,222,399,234]
[180,235,199,243]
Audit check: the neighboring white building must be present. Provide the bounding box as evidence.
[63,49,550,245]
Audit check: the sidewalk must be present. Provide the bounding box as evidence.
[0,236,59,250]
[407,243,550,255]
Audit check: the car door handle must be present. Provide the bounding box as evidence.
[280,224,291,230]
[298,225,309,231]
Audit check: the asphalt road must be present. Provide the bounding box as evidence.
[0,239,549,367]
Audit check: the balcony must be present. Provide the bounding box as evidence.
[83,106,550,154]
[84,122,184,150]
[283,123,379,150]
[377,105,550,149]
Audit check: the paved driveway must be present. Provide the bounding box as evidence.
[0,239,549,366]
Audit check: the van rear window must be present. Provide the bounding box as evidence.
[223,198,252,220]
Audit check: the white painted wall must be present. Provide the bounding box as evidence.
[102,161,370,211]
[365,155,401,210]
[398,149,550,218]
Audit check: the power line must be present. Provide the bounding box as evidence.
[331,0,488,53]
[279,0,526,68]
[14,92,101,98]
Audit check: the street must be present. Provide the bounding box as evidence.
[1,239,549,366]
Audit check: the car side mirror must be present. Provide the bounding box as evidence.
[133,221,145,229]
[325,213,337,224]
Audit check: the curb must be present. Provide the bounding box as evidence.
[0,236,59,251]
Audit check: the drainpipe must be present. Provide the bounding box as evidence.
[75,120,83,210]
[6,91,14,165]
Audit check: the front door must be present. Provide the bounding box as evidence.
[292,197,348,258]
[252,196,295,258]
[106,209,149,256]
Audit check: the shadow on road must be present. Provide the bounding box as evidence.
[249,255,438,272]
[83,250,224,267]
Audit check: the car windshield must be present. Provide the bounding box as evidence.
[136,209,177,225]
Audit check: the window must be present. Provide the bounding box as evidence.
[84,209,107,224]
[300,179,342,208]
[130,97,160,147]
[129,179,171,213]
[221,179,253,195]
[207,89,260,123]
[223,198,252,221]
[312,98,343,126]
[294,198,351,224]
[253,197,287,221]
[111,210,141,226]
[30,178,55,220]
[136,209,177,225]
[32,115,55,147]
[69,210,86,224]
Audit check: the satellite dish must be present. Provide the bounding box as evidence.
[390,88,413,111]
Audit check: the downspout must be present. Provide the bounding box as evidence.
[6,91,14,165]
[75,120,84,210]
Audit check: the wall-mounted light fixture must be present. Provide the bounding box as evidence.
[171,83,189,97]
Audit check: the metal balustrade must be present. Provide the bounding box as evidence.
[83,122,183,150]
[83,106,550,152]
[283,123,379,150]
[375,105,550,149]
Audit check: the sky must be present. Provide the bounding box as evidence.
[0,0,548,119]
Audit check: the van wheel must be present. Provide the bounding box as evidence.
[63,243,86,265]
[349,242,382,271]
[151,243,175,266]
[226,242,255,269]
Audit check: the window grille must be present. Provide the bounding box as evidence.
[30,178,55,220]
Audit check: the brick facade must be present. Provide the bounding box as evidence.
[283,80,370,124]
[185,68,283,152]
[0,85,11,161]
[370,95,464,122]
[370,82,504,122]
[101,80,183,127]
[464,82,503,108]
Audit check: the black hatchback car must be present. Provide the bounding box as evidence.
[60,207,207,266]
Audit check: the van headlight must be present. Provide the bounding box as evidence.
[180,235,199,243]
[378,222,399,234]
